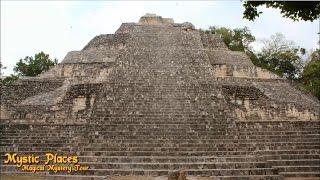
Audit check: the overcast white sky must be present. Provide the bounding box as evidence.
[1,1,319,75]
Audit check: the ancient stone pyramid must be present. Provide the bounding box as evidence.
[1,14,320,179]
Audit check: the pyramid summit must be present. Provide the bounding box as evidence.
[139,13,175,25]
[1,14,320,179]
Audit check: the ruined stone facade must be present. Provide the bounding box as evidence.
[1,14,319,179]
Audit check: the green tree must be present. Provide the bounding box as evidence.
[243,1,320,22]
[205,26,255,52]
[14,51,58,77]
[254,33,305,79]
[300,49,320,99]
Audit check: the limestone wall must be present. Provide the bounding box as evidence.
[200,33,228,49]
[1,78,64,106]
[221,84,319,121]
[233,100,319,121]
[0,78,65,121]
[211,64,280,79]
[254,81,320,107]
[8,83,102,124]
[206,49,254,66]
[0,105,10,119]
[39,62,114,78]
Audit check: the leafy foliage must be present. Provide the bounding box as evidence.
[204,26,255,52]
[14,51,58,77]
[1,52,58,85]
[243,1,320,22]
[254,52,302,79]
[1,74,19,86]
[253,33,305,79]
[300,49,320,99]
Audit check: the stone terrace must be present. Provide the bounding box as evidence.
[1,14,319,180]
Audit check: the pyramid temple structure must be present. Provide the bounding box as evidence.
[1,14,320,179]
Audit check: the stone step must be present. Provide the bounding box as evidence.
[0,174,285,180]
[1,124,230,130]
[92,134,320,139]
[89,138,320,144]
[75,168,278,176]
[2,134,318,141]
[2,130,319,135]
[2,119,319,124]
[213,175,283,180]
[268,159,320,166]
[1,150,256,157]
[1,154,319,164]
[2,122,317,127]
[283,178,320,180]
[2,149,318,156]
[239,131,320,135]
[1,129,318,134]
[274,165,320,172]
[1,134,319,140]
[2,141,318,148]
[1,128,320,136]
[0,173,106,180]
[1,166,278,176]
[90,117,220,122]
[81,145,320,151]
[3,144,316,152]
[2,125,319,132]
[2,138,318,145]
[0,162,271,170]
[263,154,320,160]
[82,162,271,169]
[1,129,320,136]
[236,123,320,129]
[1,147,73,152]
[257,150,320,156]
[0,155,262,164]
[0,139,73,144]
[77,155,261,163]
[7,132,319,138]
[279,171,320,178]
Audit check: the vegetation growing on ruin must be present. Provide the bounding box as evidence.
[1,52,57,85]
[300,49,320,99]
[14,51,58,77]
[202,26,255,52]
[252,33,305,80]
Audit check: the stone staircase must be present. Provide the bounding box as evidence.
[1,121,319,179]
